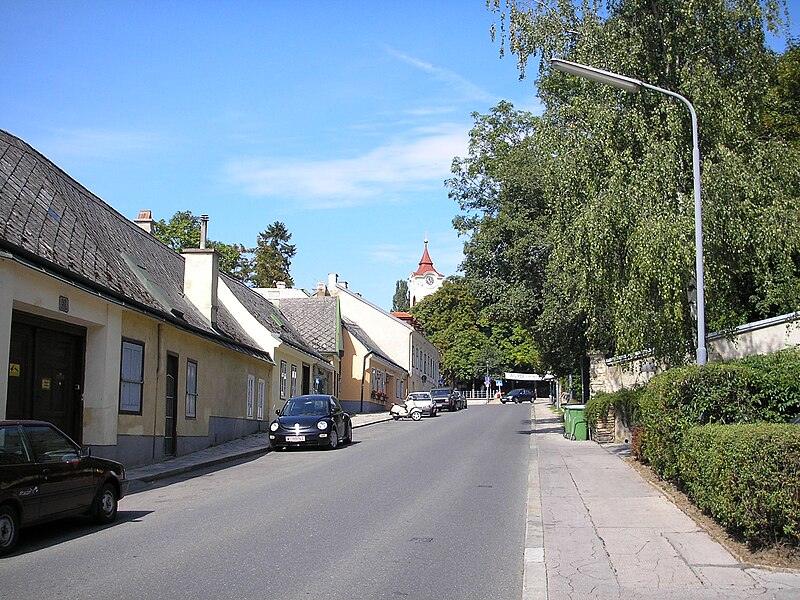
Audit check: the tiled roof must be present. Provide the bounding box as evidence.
[0,129,269,361]
[221,274,326,361]
[411,241,443,276]
[278,297,338,355]
[342,317,405,372]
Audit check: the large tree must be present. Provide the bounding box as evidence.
[392,280,410,312]
[152,211,253,281]
[451,0,800,372]
[251,221,296,288]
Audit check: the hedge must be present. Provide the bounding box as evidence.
[678,423,800,548]
[585,387,643,429]
[638,362,772,480]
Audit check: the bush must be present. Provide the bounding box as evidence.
[638,363,768,480]
[585,387,643,429]
[678,423,800,549]
[740,348,800,420]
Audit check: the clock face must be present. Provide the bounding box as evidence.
[424,275,435,286]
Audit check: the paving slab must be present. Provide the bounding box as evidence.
[523,398,800,600]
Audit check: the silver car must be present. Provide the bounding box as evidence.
[405,392,437,417]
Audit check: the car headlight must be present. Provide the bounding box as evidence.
[270,422,279,432]
[317,420,329,430]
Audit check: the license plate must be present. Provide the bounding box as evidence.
[287,436,305,442]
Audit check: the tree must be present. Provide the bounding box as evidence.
[251,222,296,288]
[153,211,253,282]
[454,0,800,372]
[392,280,410,312]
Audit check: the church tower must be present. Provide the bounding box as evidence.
[408,239,444,307]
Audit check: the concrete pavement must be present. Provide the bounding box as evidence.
[524,397,800,600]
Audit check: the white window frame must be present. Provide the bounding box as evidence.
[280,360,287,399]
[185,359,198,418]
[247,374,255,419]
[120,340,144,414]
[257,378,265,421]
[290,364,297,398]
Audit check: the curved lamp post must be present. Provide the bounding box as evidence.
[550,58,707,365]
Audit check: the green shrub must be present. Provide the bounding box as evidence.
[585,387,643,429]
[678,423,800,548]
[739,348,800,420]
[638,363,767,479]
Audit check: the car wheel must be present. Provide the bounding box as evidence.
[343,422,353,444]
[411,411,422,421]
[0,505,19,556]
[327,428,339,450]
[94,483,118,524]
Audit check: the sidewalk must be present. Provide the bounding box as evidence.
[524,398,800,600]
[126,411,391,485]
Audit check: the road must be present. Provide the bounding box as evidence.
[0,403,532,600]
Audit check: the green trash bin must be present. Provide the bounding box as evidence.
[563,404,587,440]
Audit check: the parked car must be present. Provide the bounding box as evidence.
[0,420,128,556]
[269,395,352,451]
[501,388,535,403]
[430,388,460,411]
[405,392,437,417]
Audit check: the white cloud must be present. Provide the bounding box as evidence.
[40,128,165,160]
[224,123,469,209]
[384,46,500,105]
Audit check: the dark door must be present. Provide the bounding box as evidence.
[302,365,310,395]
[7,313,85,442]
[164,354,178,456]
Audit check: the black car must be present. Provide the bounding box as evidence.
[501,388,535,403]
[269,395,352,451]
[0,420,128,556]
[430,388,458,411]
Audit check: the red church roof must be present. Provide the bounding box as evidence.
[412,240,443,277]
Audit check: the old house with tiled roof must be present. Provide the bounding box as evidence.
[0,130,329,465]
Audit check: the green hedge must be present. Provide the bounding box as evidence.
[585,387,643,429]
[638,362,771,479]
[678,423,800,548]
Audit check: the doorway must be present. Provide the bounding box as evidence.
[6,312,85,442]
[164,353,178,456]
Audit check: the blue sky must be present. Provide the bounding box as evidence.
[2,1,798,310]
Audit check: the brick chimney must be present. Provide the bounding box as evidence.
[134,210,155,234]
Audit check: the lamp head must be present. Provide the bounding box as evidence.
[551,59,642,94]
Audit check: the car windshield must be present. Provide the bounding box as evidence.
[283,398,329,416]
[430,390,450,398]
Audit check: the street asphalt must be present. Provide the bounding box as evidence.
[125,399,800,600]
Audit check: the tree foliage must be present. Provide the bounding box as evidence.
[152,211,253,281]
[410,276,541,385]
[449,0,800,374]
[252,221,296,288]
[392,279,410,312]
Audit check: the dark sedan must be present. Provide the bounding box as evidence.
[269,395,352,451]
[501,388,535,403]
[0,420,128,556]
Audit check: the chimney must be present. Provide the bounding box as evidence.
[134,210,155,234]
[328,273,338,289]
[275,281,286,290]
[316,281,326,297]
[199,214,209,249]
[182,215,218,325]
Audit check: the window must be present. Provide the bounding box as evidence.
[290,365,298,398]
[280,361,287,399]
[247,374,255,419]
[396,379,403,399]
[257,378,265,420]
[186,360,198,418]
[120,340,144,414]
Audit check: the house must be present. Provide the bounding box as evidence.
[0,129,328,466]
[326,273,441,395]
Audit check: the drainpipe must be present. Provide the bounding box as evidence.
[359,350,375,413]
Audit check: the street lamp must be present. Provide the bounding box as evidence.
[550,58,708,365]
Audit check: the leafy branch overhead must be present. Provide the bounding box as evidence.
[152,211,296,288]
[445,0,799,375]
